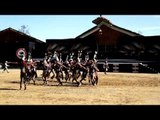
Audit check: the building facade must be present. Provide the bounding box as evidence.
[0,28,46,63]
[1,17,160,72]
[46,16,160,73]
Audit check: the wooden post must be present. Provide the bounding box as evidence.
[113,63,119,72]
[132,63,139,73]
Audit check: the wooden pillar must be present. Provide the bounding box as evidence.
[113,63,119,72]
[132,63,139,73]
[97,43,99,53]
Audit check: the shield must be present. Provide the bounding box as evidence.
[16,48,27,59]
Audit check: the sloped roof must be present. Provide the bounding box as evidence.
[0,27,44,43]
[92,16,112,25]
[76,17,142,39]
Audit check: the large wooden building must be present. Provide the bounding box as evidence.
[1,17,160,72]
[46,16,160,73]
[0,28,46,63]
[46,16,143,59]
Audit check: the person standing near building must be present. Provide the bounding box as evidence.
[2,61,9,73]
[103,60,109,75]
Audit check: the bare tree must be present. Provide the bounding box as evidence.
[19,25,30,35]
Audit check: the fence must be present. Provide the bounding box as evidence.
[97,60,160,73]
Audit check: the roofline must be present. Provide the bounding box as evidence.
[106,23,142,36]
[76,26,98,38]
[0,27,45,43]
[76,21,142,39]
[76,27,99,38]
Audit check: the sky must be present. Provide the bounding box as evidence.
[1,15,160,42]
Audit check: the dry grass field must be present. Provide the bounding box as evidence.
[0,69,160,105]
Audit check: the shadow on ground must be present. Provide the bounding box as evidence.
[0,88,18,90]
[8,79,91,87]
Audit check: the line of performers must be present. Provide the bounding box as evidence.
[20,51,100,87]
[42,51,99,87]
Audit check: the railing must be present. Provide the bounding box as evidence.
[96,59,160,73]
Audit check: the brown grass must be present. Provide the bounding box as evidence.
[0,69,160,105]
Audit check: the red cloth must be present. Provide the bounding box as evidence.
[22,60,27,67]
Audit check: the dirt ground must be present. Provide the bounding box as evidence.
[0,69,160,105]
